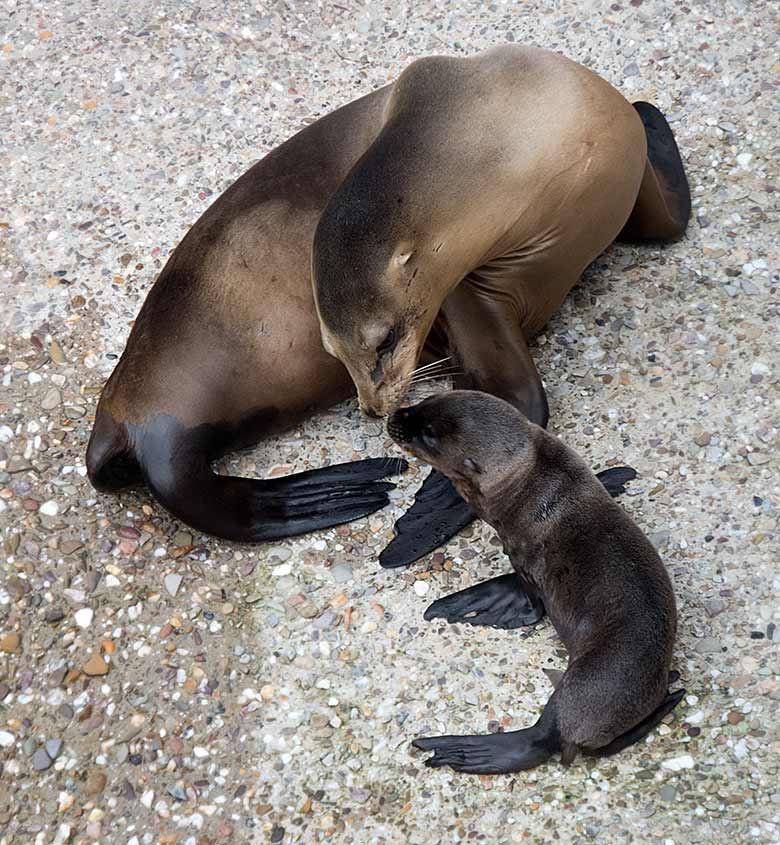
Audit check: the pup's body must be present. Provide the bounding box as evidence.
[388,391,683,773]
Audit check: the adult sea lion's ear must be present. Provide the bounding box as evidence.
[464,457,482,474]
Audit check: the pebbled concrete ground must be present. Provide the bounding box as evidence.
[1,1,779,844]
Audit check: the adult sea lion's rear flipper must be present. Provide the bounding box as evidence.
[424,573,545,629]
[589,687,686,758]
[143,456,407,543]
[89,411,407,542]
[619,101,691,242]
[378,469,475,569]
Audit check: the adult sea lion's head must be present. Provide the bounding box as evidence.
[311,145,456,418]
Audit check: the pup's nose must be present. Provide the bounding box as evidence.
[386,407,412,441]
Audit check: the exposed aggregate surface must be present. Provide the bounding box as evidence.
[1,1,779,843]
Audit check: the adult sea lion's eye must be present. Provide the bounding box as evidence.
[376,328,397,356]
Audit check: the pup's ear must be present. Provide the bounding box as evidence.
[464,457,482,474]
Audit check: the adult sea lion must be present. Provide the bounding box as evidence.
[388,391,684,774]
[313,44,691,568]
[86,44,683,548]
[85,86,414,540]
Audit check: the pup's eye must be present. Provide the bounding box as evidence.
[376,328,397,356]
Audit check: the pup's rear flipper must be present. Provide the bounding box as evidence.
[378,469,475,569]
[589,688,686,758]
[424,573,545,629]
[378,465,637,569]
[413,717,558,774]
[619,101,691,242]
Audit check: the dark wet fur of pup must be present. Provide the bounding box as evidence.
[388,391,683,774]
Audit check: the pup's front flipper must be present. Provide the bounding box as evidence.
[595,466,637,498]
[424,573,545,629]
[378,469,475,569]
[413,725,555,774]
[378,465,636,570]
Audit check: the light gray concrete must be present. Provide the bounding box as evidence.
[1,1,778,843]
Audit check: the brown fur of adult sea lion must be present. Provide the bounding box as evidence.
[85,83,410,540]
[311,45,690,567]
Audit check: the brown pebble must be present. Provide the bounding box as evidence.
[49,340,66,364]
[83,653,109,676]
[300,797,313,814]
[100,639,115,655]
[727,711,744,725]
[0,632,21,654]
[85,769,108,795]
[118,539,138,556]
[694,432,711,447]
[59,539,83,555]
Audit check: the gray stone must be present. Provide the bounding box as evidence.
[330,563,354,583]
[32,749,52,771]
[695,637,723,654]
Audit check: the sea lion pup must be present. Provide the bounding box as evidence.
[388,391,683,773]
[313,44,691,568]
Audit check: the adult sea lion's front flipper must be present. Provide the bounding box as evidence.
[378,470,474,569]
[618,101,691,241]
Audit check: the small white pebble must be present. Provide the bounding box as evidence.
[0,730,15,748]
[413,580,429,597]
[662,754,695,771]
[39,500,59,516]
[193,746,209,758]
[164,574,183,597]
[74,608,94,629]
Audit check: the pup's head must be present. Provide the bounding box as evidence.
[387,390,533,504]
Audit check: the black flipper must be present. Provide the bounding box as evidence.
[618,101,691,242]
[377,469,475,569]
[634,101,691,230]
[595,466,637,498]
[589,688,686,758]
[424,573,545,629]
[413,709,559,775]
[378,465,637,569]
[144,456,407,542]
